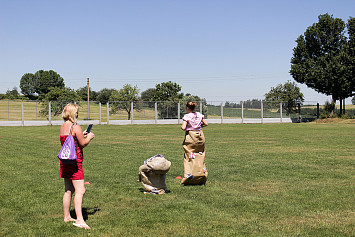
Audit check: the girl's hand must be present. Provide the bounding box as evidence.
[74,125,94,148]
[181,121,187,130]
[87,132,95,140]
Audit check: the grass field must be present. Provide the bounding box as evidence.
[0,123,354,236]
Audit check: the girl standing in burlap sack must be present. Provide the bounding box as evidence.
[180,101,208,185]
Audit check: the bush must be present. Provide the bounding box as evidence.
[320,101,336,118]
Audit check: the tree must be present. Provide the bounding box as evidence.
[109,84,140,119]
[290,14,354,115]
[151,81,184,101]
[96,88,115,104]
[141,88,155,101]
[140,88,155,108]
[6,87,20,99]
[264,80,304,115]
[182,94,208,118]
[151,81,184,119]
[35,70,65,96]
[76,86,97,101]
[20,70,65,99]
[40,87,83,117]
[20,73,37,99]
[225,101,238,108]
[347,17,355,101]
[238,99,262,109]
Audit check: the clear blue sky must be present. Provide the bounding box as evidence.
[0,0,354,103]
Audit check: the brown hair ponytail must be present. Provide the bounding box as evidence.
[186,101,197,111]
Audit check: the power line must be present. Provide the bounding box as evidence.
[0,72,292,92]
[67,73,290,84]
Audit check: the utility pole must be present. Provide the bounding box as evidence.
[87,78,90,119]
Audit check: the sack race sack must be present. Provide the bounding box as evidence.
[57,124,77,164]
[138,154,171,194]
[144,154,171,174]
[181,130,208,185]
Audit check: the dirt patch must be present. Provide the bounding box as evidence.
[315,118,355,124]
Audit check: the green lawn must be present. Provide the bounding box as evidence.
[0,123,354,236]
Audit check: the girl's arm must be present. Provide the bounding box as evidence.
[181,121,187,130]
[201,118,208,127]
[73,124,95,148]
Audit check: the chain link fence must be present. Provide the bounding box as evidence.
[0,99,350,126]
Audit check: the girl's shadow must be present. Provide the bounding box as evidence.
[70,207,100,221]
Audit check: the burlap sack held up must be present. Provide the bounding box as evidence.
[181,130,208,185]
[139,154,171,194]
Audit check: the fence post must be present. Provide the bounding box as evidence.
[21,100,24,126]
[155,102,157,124]
[107,102,110,125]
[131,102,134,124]
[317,103,319,119]
[35,100,38,120]
[99,102,102,125]
[200,102,202,114]
[48,101,52,125]
[298,103,301,122]
[280,102,283,123]
[261,100,263,124]
[87,98,90,121]
[241,101,244,123]
[178,101,180,124]
[221,103,223,124]
[87,101,90,120]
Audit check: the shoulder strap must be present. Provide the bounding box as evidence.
[69,123,77,135]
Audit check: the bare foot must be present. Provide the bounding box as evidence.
[64,217,76,222]
[73,222,91,229]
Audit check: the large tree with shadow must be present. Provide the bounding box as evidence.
[290,14,355,115]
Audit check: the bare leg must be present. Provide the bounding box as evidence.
[72,179,90,229]
[63,178,75,222]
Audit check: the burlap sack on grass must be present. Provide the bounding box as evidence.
[139,154,171,194]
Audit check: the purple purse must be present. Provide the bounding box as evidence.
[58,124,77,164]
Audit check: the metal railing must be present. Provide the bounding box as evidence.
[0,100,327,126]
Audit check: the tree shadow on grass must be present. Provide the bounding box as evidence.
[70,207,100,221]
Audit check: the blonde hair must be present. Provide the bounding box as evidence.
[62,103,79,123]
[186,101,197,111]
